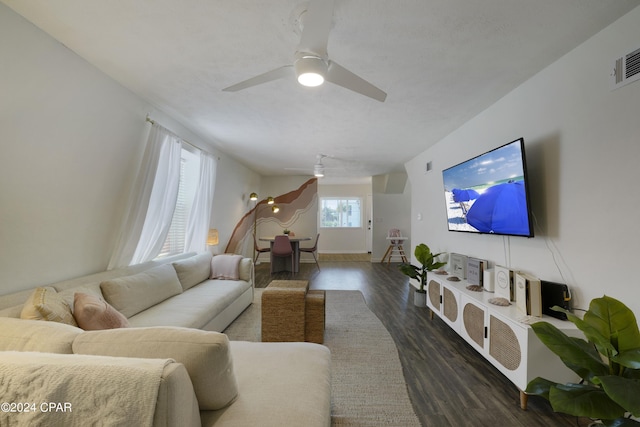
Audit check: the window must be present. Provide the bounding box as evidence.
[320,198,362,228]
[157,148,200,258]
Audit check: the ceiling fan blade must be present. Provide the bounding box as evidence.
[326,61,387,102]
[222,65,293,92]
[298,0,335,56]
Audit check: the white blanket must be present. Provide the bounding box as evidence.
[0,351,172,427]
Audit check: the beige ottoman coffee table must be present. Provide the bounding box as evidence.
[261,280,325,344]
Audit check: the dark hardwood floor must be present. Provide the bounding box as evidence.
[255,259,590,427]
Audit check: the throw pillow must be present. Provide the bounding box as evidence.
[210,254,243,280]
[20,287,78,327]
[73,326,238,410]
[172,252,212,291]
[0,317,82,353]
[73,292,129,330]
[100,264,183,318]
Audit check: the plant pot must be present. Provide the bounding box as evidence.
[414,290,427,307]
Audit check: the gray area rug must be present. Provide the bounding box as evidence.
[224,289,421,426]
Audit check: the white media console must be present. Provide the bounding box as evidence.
[416,271,582,409]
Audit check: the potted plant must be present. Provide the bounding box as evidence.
[398,243,446,306]
[525,295,640,426]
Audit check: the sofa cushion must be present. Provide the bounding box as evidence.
[0,304,22,318]
[73,326,238,410]
[173,252,213,291]
[126,279,251,330]
[57,283,103,309]
[201,341,332,427]
[20,287,78,327]
[73,292,129,330]
[100,264,183,318]
[238,258,252,282]
[0,317,83,353]
[1,287,56,310]
[210,254,243,280]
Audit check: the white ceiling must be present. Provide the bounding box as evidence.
[4,0,639,182]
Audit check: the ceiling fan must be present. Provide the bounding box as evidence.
[285,154,334,177]
[222,0,387,102]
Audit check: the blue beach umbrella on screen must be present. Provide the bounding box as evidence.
[452,188,480,202]
[466,182,528,235]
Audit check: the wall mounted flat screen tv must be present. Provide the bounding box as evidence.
[442,138,534,237]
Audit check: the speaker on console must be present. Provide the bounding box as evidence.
[541,281,571,320]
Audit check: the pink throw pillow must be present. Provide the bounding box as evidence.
[73,292,129,330]
[210,254,243,280]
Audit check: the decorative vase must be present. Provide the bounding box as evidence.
[414,290,427,307]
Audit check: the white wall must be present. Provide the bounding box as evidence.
[254,176,317,262]
[406,7,640,315]
[0,4,258,293]
[211,157,260,255]
[371,183,412,262]
[261,175,317,239]
[318,183,371,253]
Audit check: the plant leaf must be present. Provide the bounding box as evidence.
[525,377,556,400]
[550,383,626,419]
[595,375,640,417]
[585,296,640,354]
[613,348,640,370]
[531,321,609,380]
[558,307,618,358]
[398,263,419,279]
[414,244,430,265]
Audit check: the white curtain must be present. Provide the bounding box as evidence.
[107,124,182,269]
[185,152,217,253]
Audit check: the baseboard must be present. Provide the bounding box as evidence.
[318,250,369,254]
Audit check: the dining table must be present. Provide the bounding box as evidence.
[259,235,311,273]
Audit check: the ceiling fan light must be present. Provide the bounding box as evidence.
[298,72,324,87]
[295,56,326,87]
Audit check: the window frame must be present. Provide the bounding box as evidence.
[319,197,363,229]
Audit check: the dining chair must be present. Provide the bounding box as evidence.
[253,233,270,263]
[300,233,320,270]
[271,235,294,274]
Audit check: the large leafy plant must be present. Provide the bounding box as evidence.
[398,243,446,292]
[526,295,640,426]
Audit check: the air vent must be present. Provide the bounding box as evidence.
[611,47,640,90]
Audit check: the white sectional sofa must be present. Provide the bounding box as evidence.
[0,252,332,427]
[0,251,253,332]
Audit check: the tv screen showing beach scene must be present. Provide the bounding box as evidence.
[442,138,534,237]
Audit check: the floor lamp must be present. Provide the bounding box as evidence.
[250,192,279,262]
